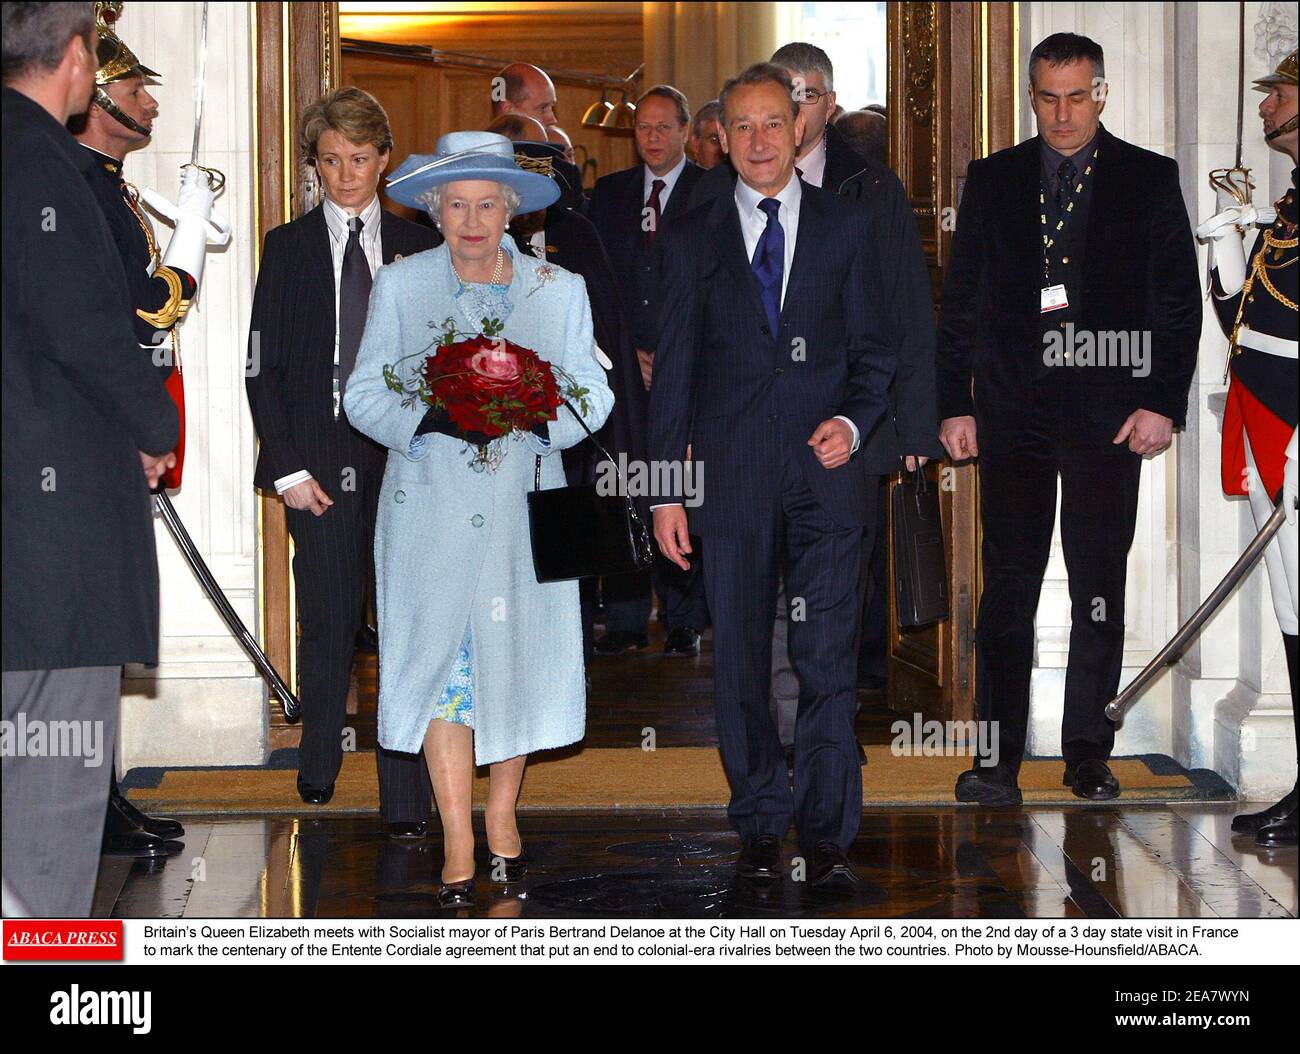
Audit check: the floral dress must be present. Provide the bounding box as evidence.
[428,274,514,729]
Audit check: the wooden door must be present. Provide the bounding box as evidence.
[885,1,1018,725]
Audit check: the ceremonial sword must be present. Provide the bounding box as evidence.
[153,2,300,721]
[1105,499,1291,722]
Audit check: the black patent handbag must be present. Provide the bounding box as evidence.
[527,401,655,583]
[891,465,949,628]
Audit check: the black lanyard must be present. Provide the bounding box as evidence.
[1040,146,1098,284]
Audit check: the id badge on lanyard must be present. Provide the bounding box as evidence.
[1041,284,1069,313]
[1039,147,1096,314]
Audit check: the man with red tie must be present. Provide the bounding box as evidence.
[588,84,710,659]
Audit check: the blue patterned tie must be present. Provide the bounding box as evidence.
[750,196,784,335]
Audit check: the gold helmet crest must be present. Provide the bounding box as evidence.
[94,2,160,86]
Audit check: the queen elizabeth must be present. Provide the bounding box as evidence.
[342,131,613,907]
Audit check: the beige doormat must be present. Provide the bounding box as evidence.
[123,748,1222,815]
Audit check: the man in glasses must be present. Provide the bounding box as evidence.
[770,41,870,194]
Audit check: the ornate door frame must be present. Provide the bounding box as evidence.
[887,1,1018,724]
[253,2,339,749]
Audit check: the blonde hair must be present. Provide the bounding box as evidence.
[299,86,394,162]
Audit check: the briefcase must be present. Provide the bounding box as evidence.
[892,466,949,627]
[527,401,655,583]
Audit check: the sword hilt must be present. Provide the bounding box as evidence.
[180,162,225,195]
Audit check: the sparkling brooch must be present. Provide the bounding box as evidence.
[528,263,557,298]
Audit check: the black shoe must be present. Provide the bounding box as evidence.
[1064,759,1120,801]
[487,847,529,883]
[386,820,428,842]
[296,775,335,805]
[594,630,650,655]
[355,623,379,652]
[663,626,701,656]
[111,786,184,839]
[436,878,476,908]
[736,834,782,880]
[102,798,184,858]
[1255,812,1297,848]
[955,766,1023,806]
[1232,786,1298,834]
[808,840,859,887]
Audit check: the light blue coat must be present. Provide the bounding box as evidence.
[342,237,613,764]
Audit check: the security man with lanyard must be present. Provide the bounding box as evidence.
[1201,49,1299,848]
[71,2,217,857]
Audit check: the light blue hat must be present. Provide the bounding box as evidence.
[386,130,560,212]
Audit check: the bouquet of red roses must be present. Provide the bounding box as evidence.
[384,317,590,469]
[423,332,562,437]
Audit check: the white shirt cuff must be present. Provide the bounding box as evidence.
[834,415,861,454]
[274,470,313,495]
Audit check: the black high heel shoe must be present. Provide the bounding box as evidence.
[436,877,476,908]
[487,847,529,883]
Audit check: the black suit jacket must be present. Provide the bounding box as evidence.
[647,180,895,537]
[821,121,872,193]
[2,86,178,670]
[246,204,438,492]
[511,205,647,475]
[936,126,1201,440]
[587,160,706,351]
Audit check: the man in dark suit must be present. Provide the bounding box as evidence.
[937,33,1201,805]
[588,83,709,657]
[3,1,179,916]
[648,63,895,886]
[771,41,872,193]
[246,87,434,835]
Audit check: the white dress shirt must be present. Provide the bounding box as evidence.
[273,193,383,495]
[643,152,688,211]
[796,131,828,188]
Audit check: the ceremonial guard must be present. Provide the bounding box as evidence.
[72,3,219,856]
[1202,50,1299,848]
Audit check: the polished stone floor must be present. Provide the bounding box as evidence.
[95,803,1296,919]
[103,621,1296,919]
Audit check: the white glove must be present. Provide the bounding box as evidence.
[1197,204,1262,240]
[160,166,217,289]
[1199,207,1252,295]
[1284,429,1298,527]
[176,163,216,221]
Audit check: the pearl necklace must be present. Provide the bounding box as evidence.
[450,247,506,331]
[450,246,505,287]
